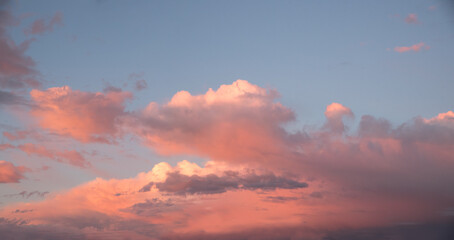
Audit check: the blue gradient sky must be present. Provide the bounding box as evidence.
[8,0,454,125]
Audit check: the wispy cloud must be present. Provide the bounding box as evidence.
[394,42,429,53]
[24,11,63,35]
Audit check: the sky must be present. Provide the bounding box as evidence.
[0,0,453,239]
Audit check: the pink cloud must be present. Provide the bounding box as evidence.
[0,143,15,150]
[24,11,63,35]
[323,102,354,133]
[404,13,420,24]
[0,159,450,239]
[2,130,42,141]
[394,42,430,53]
[0,142,90,168]
[30,86,132,143]
[132,80,296,163]
[0,160,28,183]
[2,80,454,239]
[18,143,90,168]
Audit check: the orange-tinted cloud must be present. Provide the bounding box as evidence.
[394,42,430,53]
[30,86,132,143]
[0,160,28,183]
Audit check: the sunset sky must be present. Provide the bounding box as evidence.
[1,0,454,239]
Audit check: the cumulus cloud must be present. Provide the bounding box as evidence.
[323,102,354,133]
[24,11,63,35]
[394,42,430,53]
[1,80,454,239]
[30,86,132,143]
[424,111,454,128]
[125,81,454,206]
[0,160,28,183]
[131,80,297,164]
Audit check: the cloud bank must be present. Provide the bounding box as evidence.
[1,80,453,239]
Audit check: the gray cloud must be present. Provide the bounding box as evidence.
[140,170,308,195]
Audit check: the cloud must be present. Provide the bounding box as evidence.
[0,143,15,150]
[17,143,91,168]
[30,86,132,143]
[121,198,175,217]
[405,13,420,24]
[161,220,454,240]
[323,102,354,133]
[140,170,308,195]
[24,11,63,35]
[0,160,311,238]
[135,79,148,91]
[2,80,454,239]
[3,190,49,199]
[3,130,34,141]
[128,81,454,207]
[127,72,147,91]
[0,3,40,89]
[1,143,91,168]
[0,90,28,106]
[1,157,453,239]
[424,111,454,128]
[394,42,430,53]
[0,160,28,183]
[131,80,297,164]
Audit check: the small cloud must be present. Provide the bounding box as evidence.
[263,196,299,203]
[394,42,430,53]
[3,190,49,199]
[0,161,29,183]
[404,13,420,24]
[18,143,91,168]
[24,11,63,35]
[128,72,147,91]
[135,79,147,91]
[428,5,436,11]
[12,209,33,214]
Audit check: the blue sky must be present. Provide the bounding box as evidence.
[8,0,454,125]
